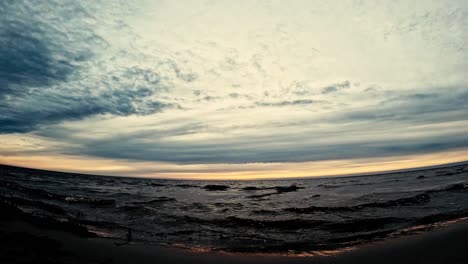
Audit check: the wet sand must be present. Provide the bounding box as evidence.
[1,214,468,264]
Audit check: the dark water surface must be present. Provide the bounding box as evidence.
[1,164,468,254]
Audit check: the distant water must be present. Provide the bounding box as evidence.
[1,164,468,254]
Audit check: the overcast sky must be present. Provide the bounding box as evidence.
[1,0,467,179]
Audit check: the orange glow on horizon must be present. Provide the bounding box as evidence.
[1,148,468,180]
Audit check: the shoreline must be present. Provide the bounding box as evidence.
[2,212,468,264]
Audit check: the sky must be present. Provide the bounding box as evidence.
[1,0,468,179]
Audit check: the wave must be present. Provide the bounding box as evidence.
[420,181,468,195]
[203,185,230,191]
[327,229,396,245]
[437,181,468,192]
[435,166,467,177]
[242,185,303,192]
[0,179,65,200]
[246,185,303,199]
[285,193,431,214]
[359,193,430,208]
[242,186,263,191]
[324,217,406,233]
[182,202,211,212]
[0,179,116,207]
[65,196,116,207]
[0,195,67,215]
[436,171,456,177]
[117,205,156,215]
[414,209,468,226]
[284,205,354,213]
[247,192,278,199]
[212,216,328,230]
[317,183,341,188]
[213,202,243,209]
[148,183,166,187]
[176,215,328,230]
[174,184,198,188]
[174,214,407,243]
[251,209,281,215]
[131,196,176,205]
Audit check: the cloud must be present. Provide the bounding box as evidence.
[1,0,468,175]
[0,1,185,133]
[0,28,73,94]
[254,99,316,107]
[34,117,468,164]
[342,87,468,123]
[24,84,468,165]
[321,81,351,94]
[0,2,75,96]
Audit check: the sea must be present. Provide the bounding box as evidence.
[1,163,468,254]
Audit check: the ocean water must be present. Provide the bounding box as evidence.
[1,164,468,254]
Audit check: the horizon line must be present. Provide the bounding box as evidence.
[2,160,467,181]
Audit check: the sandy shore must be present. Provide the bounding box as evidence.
[1,213,468,264]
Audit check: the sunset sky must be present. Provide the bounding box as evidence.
[1,0,468,179]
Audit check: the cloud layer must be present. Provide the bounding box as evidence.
[0,0,187,132]
[1,0,468,176]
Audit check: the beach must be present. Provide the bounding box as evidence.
[1,211,468,264]
[2,164,468,254]
[1,163,468,263]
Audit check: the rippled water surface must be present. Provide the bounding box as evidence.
[1,164,468,253]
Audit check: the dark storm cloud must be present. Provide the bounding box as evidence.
[0,1,76,96]
[0,88,179,133]
[0,1,102,132]
[0,1,179,133]
[0,26,73,94]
